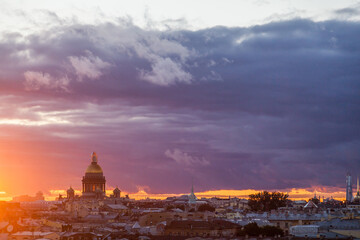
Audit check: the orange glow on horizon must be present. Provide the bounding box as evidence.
[37,187,346,202]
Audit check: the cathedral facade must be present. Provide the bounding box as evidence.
[82,152,106,199]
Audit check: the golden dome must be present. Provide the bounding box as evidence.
[85,152,103,174]
[86,163,103,174]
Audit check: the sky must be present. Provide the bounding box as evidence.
[0,0,359,201]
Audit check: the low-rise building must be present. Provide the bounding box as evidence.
[139,210,215,226]
[60,232,102,240]
[10,232,60,240]
[268,212,328,235]
[164,220,240,237]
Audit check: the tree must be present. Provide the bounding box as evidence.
[243,222,261,236]
[197,203,215,212]
[248,191,288,212]
[261,225,284,237]
[238,223,284,237]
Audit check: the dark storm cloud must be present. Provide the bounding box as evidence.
[0,18,359,193]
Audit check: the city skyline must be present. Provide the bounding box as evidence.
[0,152,353,202]
[0,1,360,202]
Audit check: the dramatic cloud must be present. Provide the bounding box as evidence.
[24,71,70,92]
[0,15,359,197]
[68,51,111,81]
[165,149,210,166]
[140,57,192,86]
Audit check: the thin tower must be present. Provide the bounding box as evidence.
[346,172,353,202]
[189,179,197,204]
[191,181,194,195]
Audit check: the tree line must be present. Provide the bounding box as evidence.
[248,191,288,212]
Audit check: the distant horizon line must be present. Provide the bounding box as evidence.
[2,187,347,202]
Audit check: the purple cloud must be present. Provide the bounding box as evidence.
[0,17,359,195]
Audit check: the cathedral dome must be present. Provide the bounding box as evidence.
[86,163,103,174]
[85,152,103,174]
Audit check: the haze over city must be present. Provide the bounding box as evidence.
[0,0,359,202]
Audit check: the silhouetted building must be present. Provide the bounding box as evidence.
[67,187,75,200]
[82,152,106,199]
[113,187,121,198]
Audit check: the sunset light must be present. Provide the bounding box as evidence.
[0,0,359,239]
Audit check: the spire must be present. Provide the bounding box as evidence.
[191,180,194,195]
[91,152,98,163]
[189,179,197,204]
[357,176,359,194]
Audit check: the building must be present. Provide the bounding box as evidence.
[9,232,60,240]
[60,232,103,240]
[164,220,240,237]
[82,152,106,199]
[112,187,121,198]
[189,183,197,205]
[290,225,319,237]
[65,200,102,218]
[317,218,360,239]
[353,177,360,202]
[67,187,75,200]
[346,172,353,203]
[103,204,129,214]
[138,211,215,226]
[268,212,328,235]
